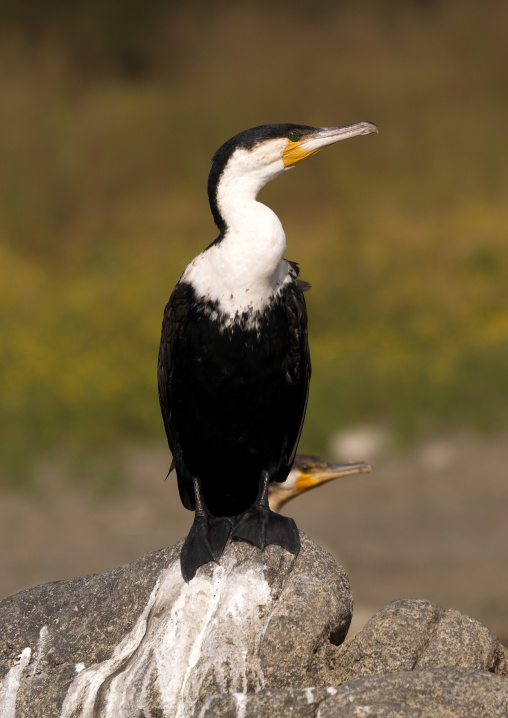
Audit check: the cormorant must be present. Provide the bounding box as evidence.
[158,122,378,581]
[268,454,372,512]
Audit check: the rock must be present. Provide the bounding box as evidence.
[0,533,352,717]
[310,598,508,685]
[195,686,334,718]
[2,536,507,718]
[0,546,171,717]
[197,668,508,718]
[318,668,508,718]
[195,669,508,717]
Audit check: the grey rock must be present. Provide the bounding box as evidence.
[318,668,508,718]
[257,534,352,690]
[306,598,508,686]
[195,687,332,718]
[2,535,507,718]
[0,544,173,717]
[195,669,508,717]
[0,532,351,717]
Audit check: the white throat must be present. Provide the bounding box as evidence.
[183,143,293,323]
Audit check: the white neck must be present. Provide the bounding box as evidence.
[183,147,292,321]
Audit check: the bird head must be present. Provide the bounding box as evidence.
[208,122,378,232]
[268,454,373,512]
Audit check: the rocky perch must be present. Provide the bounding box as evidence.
[0,533,507,717]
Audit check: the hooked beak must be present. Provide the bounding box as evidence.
[283,121,378,168]
[294,461,372,494]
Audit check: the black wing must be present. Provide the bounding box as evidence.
[283,262,312,473]
[157,282,195,509]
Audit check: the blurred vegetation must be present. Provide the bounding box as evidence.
[1,0,508,485]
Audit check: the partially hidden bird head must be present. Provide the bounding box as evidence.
[268,453,373,513]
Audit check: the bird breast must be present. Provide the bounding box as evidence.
[182,203,291,327]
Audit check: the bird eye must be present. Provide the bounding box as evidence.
[288,131,300,142]
[301,464,309,472]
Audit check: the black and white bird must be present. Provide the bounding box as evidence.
[158,122,378,581]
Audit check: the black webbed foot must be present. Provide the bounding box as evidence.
[180,514,232,582]
[231,469,300,555]
[232,505,300,555]
[180,476,233,582]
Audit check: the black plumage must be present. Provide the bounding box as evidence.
[158,265,310,517]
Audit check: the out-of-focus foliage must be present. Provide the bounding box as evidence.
[1,0,508,483]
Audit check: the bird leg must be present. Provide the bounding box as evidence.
[180,477,233,582]
[232,470,300,555]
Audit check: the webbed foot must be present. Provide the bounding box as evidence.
[180,514,232,582]
[232,505,300,555]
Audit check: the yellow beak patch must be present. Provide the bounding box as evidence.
[295,473,320,493]
[283,140,324,168]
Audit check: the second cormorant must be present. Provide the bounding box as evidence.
[158,122,378,581]
[268,454,372,512]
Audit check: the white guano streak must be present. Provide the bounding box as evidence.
[0,624,49,718]
[0,647,31,718]
[60,553,274,718]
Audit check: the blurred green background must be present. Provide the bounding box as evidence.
[2,0,508,484]
[1,0,508,639]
